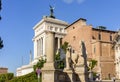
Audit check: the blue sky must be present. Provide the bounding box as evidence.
[0,0,120,74]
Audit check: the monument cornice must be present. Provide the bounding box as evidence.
[33,16,69,30]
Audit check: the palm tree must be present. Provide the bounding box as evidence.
[0,37,3,49]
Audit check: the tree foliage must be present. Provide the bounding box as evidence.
[0,0,2,20]
[9,72,39,82]
[0,1,3,49]
[61,41,69,54]
[55,51,64,69]
[55,41,68,69]
[0,37,3,49]
[88,59,97,71]
[0,73,14,82]
[33,59,46,71]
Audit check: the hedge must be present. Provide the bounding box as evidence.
[0,72,41,82]
[9,72,41,82]
[0,73,14,82]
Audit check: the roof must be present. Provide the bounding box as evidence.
[65,18,117,33]
[33,16,69,30]
[65,18,87,29]
[92,28,117,33]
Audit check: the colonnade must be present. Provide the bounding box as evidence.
[35,35,62,59]
[37,37,43,57]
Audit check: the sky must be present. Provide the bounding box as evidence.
[0,0,120,74]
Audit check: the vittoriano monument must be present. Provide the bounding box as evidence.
[41,6,88,82]
[16,5,68,76]
[17,5,89,82]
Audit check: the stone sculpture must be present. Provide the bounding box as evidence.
[49,5,55,18]
[65,45,72,70]
[76,41,85,66]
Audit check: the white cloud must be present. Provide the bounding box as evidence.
[63,0,74,4]
[63,0,85,4]
[77,0,85,4]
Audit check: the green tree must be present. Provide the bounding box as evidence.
[0,1,3,49]
[88,59,98,78]
[55,41,69,69]
[88,59,97,71]
[61,41,69,54]
[0,0,2,20]
[0,37,3,49]
[33,59,46,71]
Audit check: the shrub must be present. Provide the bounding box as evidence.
[9,72,40,82]
[55,42,68,69]
[33,58,46,71]
[0,73,14,82]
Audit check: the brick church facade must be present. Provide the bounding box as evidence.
[62,18,117,79]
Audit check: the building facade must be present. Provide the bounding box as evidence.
[62,18,117,79]
[0,67,8,74]
[114,30,120,79]
[16,9,118,78]
[32,16,69,64]
[16,16,69,76]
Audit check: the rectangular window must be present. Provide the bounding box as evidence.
[98,33,101,40]
[110,34,112,41]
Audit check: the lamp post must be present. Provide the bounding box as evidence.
[36,68,41,82]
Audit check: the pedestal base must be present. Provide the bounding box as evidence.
[42,62,58,82]
[75,66,89,82]
[64,69,74,82]
[42,70,58,82]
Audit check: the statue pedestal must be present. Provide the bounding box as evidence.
[75,65,85,72]
[42,62,58,82]
[75,65,89,82]
[64,69,75,82]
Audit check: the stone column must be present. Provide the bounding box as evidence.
[42,32,59,82]
[58,37,60,50]
[37,39,40,57]
[43,36,46,59]
[34,40,37,59]
[40,38,43,56]
[46,32,55,63]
